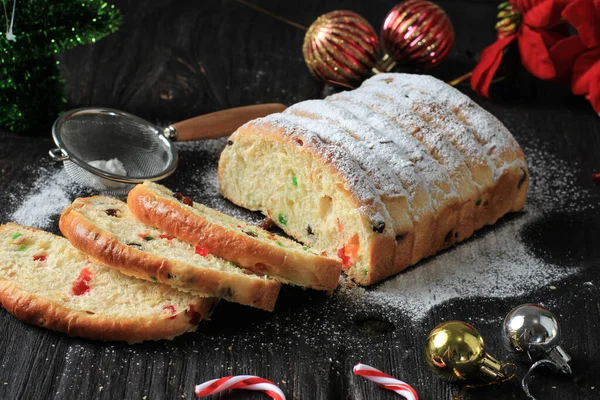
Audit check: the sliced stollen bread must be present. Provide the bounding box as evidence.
[0,223,215,343]
[59,197,280,311]
[127,181,342,292]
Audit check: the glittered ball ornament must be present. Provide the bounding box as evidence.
[380,0,454,70]
[303,10,380,87]
[425,321,505,382]
[502,304,572,374]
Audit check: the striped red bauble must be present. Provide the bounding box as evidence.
[303,0,454,87]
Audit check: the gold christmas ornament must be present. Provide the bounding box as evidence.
[424,321,505,382]
[302,10,380,87]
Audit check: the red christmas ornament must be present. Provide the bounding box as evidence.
[303,10,380,87]
[380,0,454,70]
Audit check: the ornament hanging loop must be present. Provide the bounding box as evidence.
[522,359,563,400]
[3,0,17,41]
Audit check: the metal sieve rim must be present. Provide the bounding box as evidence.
[51,107,179,184]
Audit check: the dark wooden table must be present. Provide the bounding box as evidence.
[1,1,599,399]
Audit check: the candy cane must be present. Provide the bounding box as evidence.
[195,375,286,400]
[353,363,418,400]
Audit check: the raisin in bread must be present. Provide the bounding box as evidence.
[127,181,342,292]
[218,73,528,286]
[59,197,280,311]
[0,223,215,343]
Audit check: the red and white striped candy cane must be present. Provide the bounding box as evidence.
[194,375,286,400]
[353,363,419,400]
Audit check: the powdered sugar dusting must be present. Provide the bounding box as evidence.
[328,90,479,198]
[525,139,594,212]
[10,168,76,229]
[337,208,560,320]
[287,101,456,215]
[318,98,470,210]
[280,112,414,203]
[369,73,521,165]
[333,140,590,320]
[358,83,498,182]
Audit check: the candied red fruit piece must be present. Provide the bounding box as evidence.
[195,246,208,256]
[337,247,350,267]
[72,268,93,296]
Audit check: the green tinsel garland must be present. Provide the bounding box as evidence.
[0,0,120,133]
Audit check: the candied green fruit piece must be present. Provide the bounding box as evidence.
[278,214,287,226]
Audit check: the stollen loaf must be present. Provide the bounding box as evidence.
[218,73,529,286]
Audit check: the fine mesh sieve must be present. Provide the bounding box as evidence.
[50,104,286,192]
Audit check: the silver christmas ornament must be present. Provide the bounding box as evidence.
[503,303,572,400]
[502,303,571,373]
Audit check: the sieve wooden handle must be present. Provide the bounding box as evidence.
[169,103,287,141]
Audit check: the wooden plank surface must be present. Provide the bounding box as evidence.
[1,0,599,399]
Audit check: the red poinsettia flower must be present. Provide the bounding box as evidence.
[550,0,600,113]
[471,0,570,97]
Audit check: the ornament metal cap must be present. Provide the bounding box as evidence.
[424,321,505,383]
[502,303,572,374]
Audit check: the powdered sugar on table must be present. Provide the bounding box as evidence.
[10,168,76,229]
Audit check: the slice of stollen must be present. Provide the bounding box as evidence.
[0,223,216,343]
[127,181,342,292]
[59,197,280,311]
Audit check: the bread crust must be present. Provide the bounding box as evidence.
[127,182,342,292]
[60,199,280,311]
[0,279,214,343]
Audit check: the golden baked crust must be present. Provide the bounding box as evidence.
[0,280,214,343]
[218,73,529,286]
[0,223,215,343]
[59,197,280,311]
[127,182,342,292]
